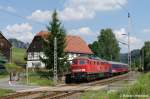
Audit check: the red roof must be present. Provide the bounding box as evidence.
[36,31,49,38]
[65,35,93,54]
[36,31,93,54]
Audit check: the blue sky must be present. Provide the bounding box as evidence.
[0,0,149,53]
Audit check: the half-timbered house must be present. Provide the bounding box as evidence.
[27,31,93,68]
[0,31,12,62]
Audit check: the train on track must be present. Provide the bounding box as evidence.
[65,56,129,83]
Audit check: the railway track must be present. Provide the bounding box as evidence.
[66,72,129,87]
[0,91,44,99]
[0,73,129,99]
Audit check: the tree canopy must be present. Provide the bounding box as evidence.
[141,41,150,71]
[89,28,120,61]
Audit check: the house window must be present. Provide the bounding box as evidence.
[28,53,32,60]
[0,42,4,47]
[34,52,39,60]
[73,54,76,57]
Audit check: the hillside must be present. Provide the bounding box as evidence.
[120,49,141,63]
[120,49,141,69]
[8,38,29,49]
[12,47,26,65]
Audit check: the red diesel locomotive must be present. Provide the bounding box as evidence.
[65,56,128,83]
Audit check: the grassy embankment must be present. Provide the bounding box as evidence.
[0,48,25,79]
[12,48,54,86]
[0,48,53,86]
[12,47,26,64]
[0,88,15,96]
[0,75,7,79]
[22,71,54,86]
[81,72,150,99]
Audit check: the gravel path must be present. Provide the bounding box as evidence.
[0,77,40,91]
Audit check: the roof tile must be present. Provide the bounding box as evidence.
[36,31,93,54]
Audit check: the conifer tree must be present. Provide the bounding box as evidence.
[41,10,67,76]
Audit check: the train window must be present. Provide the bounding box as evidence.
[73,60,78,64]
[97,62,99,65]
[87,60,89,64]
[101,62,104,65]
[112,64,123,68]
[90,61,92,64]
[79,60,85,64]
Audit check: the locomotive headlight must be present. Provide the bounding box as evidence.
[112,69,116,72]
[72,69,86,72]
[81,69,85,72]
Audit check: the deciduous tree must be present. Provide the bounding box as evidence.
[141,41,150,71]
[89,28,120,61]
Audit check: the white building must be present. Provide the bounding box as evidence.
[27,31,93,68]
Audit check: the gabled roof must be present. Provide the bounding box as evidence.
[0,31,12,47]
[33,31,93,54]
[36,31,49,38]
[65,35,93,54]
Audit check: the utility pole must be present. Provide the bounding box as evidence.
[140,55,142,70]
[26,65,29,84]
[113,0,132,71]
[128,12,132,71]
[54,37,58,85]
[142,49,144,71]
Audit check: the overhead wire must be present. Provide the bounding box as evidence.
[0,0,46,26]
[113,0,136,38]
[0,9,46,26]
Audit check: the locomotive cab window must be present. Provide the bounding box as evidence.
[73,60,78,64]
[79,60,85,64]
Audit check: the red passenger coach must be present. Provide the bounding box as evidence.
[109,61,128,74]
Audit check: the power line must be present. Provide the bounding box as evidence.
[0,7,46,26]
[114,0,136,35]
[113,0,129,13]
[114,0,132,71]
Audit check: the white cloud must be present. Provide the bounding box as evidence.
[69,27,97,43]
[27,10,52,22]
[60,0,127,21]
[114,28,143,50]
[0,6,16,12]
[27,0,127,22]
[6,6,16,12]
[69,27,94,36]
[2,23,34,42]
[143,29,150,33]
[59,6,95,21]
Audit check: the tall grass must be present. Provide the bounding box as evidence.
[119,73,150,98]
[81,72,150,99]
[20,72,54,86]
[0,88,14,96]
